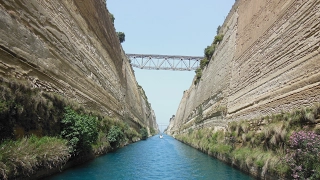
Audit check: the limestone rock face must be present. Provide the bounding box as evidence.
[0,0,157,131]
[168,0,320,135]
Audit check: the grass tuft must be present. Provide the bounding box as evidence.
[0,136,70,179]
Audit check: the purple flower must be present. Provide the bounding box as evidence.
[287,130,320,179]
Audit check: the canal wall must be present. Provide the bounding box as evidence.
[167,0,320,135]
[167,0,320,179]
[0,0,157,132]
[0,1,158,179]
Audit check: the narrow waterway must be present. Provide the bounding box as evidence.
[49,135,253,180]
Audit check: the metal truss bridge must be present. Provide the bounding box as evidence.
[158,123,169,133]
[126,54,203,71]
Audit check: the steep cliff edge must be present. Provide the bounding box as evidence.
[167,0,320,135]
[0,0,157,132]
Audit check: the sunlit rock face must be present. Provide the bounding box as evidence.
[167,0,320,135]
[0,0,157,131]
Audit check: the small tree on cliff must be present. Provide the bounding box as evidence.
[117,32,125,43]
[109,12,115,24]
[216,25,221,34]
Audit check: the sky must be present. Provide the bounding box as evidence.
[107,0,235,132]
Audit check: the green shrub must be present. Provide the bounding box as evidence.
[117,32,125,43]
[109,12,115,23]
[213,34,224,44]
[107,125,124,148]
[150,128,156,136]
[0,78,67,141]
[216,25,221,34]
[195,68,202,79]
[200,58,209,70]
[204,45,215,60]
[61,107,98,154]
[194,68,203,85]
[140,127,148,140]
[98,117,114,132]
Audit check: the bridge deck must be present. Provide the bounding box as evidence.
[126,54,203,71]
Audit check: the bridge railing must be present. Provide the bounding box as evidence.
[126,54,203,71]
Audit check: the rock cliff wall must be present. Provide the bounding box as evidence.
[0,0,157,132]
[167,0,320,135]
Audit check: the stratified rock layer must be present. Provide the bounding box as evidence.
[0,0,157,131]
[167,0,320,135]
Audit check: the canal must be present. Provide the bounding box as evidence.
[49,134,253,180]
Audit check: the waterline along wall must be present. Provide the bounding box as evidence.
[167,0,320,179]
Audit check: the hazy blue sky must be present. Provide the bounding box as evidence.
[107,0,235,132]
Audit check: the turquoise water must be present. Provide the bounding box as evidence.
[49,135,253,180]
